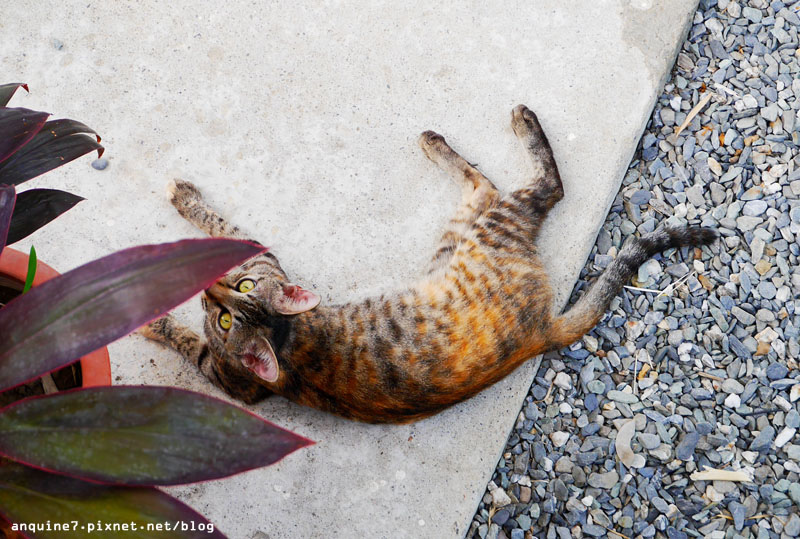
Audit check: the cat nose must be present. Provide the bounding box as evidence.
[204,282,226,300]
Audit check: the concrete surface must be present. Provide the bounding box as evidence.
[2,1,697,537]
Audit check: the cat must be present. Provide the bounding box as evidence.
[139,105,717,423]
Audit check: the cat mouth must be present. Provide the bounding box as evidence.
[240,341,279,383]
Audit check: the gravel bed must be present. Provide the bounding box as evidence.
[468,1,800,537]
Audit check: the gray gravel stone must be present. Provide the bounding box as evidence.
[743,200,768,216]
[587,470,619,489]
[638,433,661,450]
[750,426,776,452]
[757,281,776,299]
[722,379,745,394]
[767,363,789,380]
[731,306,755,325]
[629,189,651,205]
[786,514,800,537]
[587,380,606,394]
[492,509,510,526]
[685,184,705,207]
[676,431,700,461]
[553,478,568,501]
[728,501,745,531]
[606,390,638,404]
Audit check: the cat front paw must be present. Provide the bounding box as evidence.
[136,314,176,343]
[166,179,203,210]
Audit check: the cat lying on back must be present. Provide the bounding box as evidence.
[140,105,716,423]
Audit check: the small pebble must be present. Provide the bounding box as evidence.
[629,189,651,205]
[550,431,569,448]
[587,470,619,490]
[722,379,744,394]
[750,426,776,452]
[92,158,109,170]
[607,390,639,404]
[676,431,700,461]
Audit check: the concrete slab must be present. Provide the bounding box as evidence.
[2,1,697,537]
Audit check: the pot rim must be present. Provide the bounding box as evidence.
[0,247,111,388]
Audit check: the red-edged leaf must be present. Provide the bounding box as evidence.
[0,461,227,538]
[0,84,28,108]
[0,108,50,165]
[0,238,264,392]
[0,118,102,186]
[0,386,313,486]
[6,188,84,245]
[0,185,15,256]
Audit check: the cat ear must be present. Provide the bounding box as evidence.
[274,284,320,314]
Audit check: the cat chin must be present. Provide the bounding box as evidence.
[240,340,279,383]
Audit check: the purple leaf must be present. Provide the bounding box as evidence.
[0,461,227,538]
[0,185,15,256]
[6,188,84,245]
[0,238,264,392]
[0,108,50,165]
[0,386,313,485]
[0,118,103,186]
[0,83,28,107]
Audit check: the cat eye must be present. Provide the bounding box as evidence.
[218,311,233,330]
[237,279,256,293]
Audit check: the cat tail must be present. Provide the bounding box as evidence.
[549,225,717,349]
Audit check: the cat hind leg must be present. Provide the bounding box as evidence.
[418,131,499,273]
[508,106,564,223]
[510,105,564,204]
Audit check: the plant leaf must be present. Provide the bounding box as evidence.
[0,386,313,486]
[22,246,36,293]
[0,108,50,165]
[0,118,103,186]
[0,238,264,392]
[0,84,28,107]
[0,461,227,538]
[0,185,15,256]
[6,188,84,244]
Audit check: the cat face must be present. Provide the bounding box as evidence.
[200,253,320,383]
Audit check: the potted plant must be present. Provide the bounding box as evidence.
[0,82,110,400]
[0,84,313,537]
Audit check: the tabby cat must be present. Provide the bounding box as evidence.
[140,105,716,423]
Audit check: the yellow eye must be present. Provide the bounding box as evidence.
[237,279,255,293]
[218,311,233,330]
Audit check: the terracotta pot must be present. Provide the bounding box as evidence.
[0,247,111,387]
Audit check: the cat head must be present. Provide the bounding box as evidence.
[201,251,320,384]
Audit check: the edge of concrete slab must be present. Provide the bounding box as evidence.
[461,1,700,535]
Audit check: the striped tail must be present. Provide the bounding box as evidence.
[551,226,717,348]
